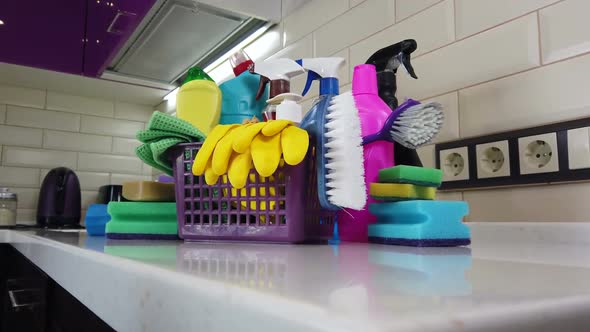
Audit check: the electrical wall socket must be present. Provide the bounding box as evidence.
[518,133,559,175]
[476,140,510,178]
[436,117,590,190]
[440,147,469,181]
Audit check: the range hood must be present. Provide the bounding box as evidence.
[104,0,271,87]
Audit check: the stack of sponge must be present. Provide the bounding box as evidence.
[367,165,470,247]
[105,181,178,240]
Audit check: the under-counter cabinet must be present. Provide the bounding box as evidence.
[0,245,114,332]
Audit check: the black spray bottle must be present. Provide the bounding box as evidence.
[365,39,422,166]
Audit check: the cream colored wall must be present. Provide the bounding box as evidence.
[208,0,590,222]
[0,85,156,224]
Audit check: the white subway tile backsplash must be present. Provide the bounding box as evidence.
[46,91,115,117]
[114,102,153,122]
[349,0,366,7]
[417,144,436,168]
[349,0,455,69]
[142,163,156,176]
[112,137,140,156]
[0,125,43,148]
[6,105,81,132]
[3,147,77,169]
[110,173,152,185]
[396,0,441,21]
[0,85,46,109]
[464,182,590,222]
[331,48,350,85]
[268,34,313,60]
[0,104,5,124]
[455,0,558,39]
[16,209,36,224]
[459,53,590,137]
[282,0,349,47]
[0,167,40,187]
[422,91,460,143]
[78,153,142,174]
[314,0,395,56]
[40,169,109,191]
[398,14,540,100]
[437,191,463,201]
[244,24,283,62]
[43,130,112,153]
[11,187,39,209]
[81,191,99,209]
[539,0,590,64]
[80,116,144,138]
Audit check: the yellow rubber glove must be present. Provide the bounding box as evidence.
[204,161,219,185]
[261,120,292,136]
[251,133,282,177]
[232,122,266,153]
[193,124,238,176]
[281,126,309,165]
[211,126,240,175]
[227,148,253,189]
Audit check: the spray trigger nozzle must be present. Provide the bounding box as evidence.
[254,75,270,100]
[297,59,322,96]
[399,52,417,79]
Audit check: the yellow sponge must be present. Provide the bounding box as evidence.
[370,183,436,201]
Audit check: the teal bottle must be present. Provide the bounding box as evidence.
[219,71,268,124]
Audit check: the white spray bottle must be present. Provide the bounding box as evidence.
[252,58,305,123]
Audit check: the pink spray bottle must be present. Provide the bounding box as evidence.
[337,64,394,242]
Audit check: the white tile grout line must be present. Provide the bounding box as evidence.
[290,0,446,59]
[411,0,567,60]
[416,49,590,103]
[2,102,147,124]
[537,10,544,65]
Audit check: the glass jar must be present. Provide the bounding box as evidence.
[0,188,17,227]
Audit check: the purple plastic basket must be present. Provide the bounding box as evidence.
[169,142,335,243]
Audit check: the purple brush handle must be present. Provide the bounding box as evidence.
[362,99,420,145]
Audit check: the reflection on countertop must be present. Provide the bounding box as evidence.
[4,222,590,332]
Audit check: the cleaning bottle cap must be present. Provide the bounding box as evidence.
[229,49,254,76]
[269,93,304,123]
[251,58,305,100]
[296,57,345,96]
[352,64,379,95]
[183,66,214,85]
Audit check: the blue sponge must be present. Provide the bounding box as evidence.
[368,201,470,247]
[85,204,111,236]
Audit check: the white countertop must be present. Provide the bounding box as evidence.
[2,223,590,332]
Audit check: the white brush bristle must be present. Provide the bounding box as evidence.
[324,91,366,210]
[390,102,444,149]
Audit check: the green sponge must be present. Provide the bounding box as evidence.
[378,165,443,187]
[106,202,178,239]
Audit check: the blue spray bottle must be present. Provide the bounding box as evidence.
[218,50,268,124]
[298,57,366,242]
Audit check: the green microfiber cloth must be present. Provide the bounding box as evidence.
[105,202,178,238]
[378,165,443,187]
[136,112,206,175]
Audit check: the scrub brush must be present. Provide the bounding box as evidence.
[323,91,366,210]
[362,99,444,149]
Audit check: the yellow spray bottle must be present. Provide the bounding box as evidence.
[176,67,221,135]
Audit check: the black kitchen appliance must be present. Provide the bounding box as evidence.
[36,167,81,229]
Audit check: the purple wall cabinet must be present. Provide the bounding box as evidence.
[0,1,87,75]
[83,0,157,77]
